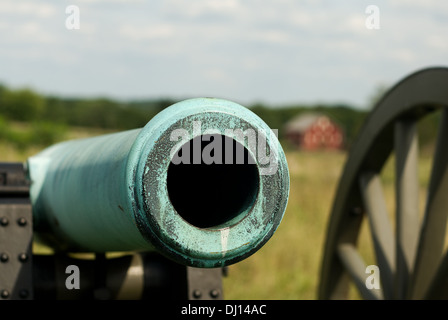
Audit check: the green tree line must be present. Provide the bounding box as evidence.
[0,84,440,151]
[0,84,179,149]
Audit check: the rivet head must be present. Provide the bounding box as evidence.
[18,253,28,263]
[193,289,202,299]
[17,218,27,226]
[210,289,220,298]
[0,217,8,226]
[0,253,9,263]
[1,290,10,299]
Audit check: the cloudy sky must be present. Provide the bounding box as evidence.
[0,0,447,109]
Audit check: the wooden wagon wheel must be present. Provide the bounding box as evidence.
[318,67,448,299]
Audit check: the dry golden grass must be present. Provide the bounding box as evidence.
[223,150,347,299]
[223,149,435,300]
[1,127,436,300]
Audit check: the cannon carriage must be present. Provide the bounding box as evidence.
[319,67,448,300]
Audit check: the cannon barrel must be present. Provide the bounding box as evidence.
[27,98,289,268]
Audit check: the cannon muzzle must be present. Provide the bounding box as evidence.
[27,98,289,268]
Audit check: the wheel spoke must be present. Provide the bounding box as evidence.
[360,172,395,299]
[394,120,420,299]
[338,244,383,299]
[411,109,448,299]
[425,249,448,299]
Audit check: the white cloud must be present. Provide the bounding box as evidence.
[76,0,144,3]
[0,1,56,17]
[391,0,448,12]
[0,0,447,108]
[342,14,370,35]
[17,22,53,42]
[119,24,175,41]
[163,0,241,18]
[427,35,448,50]
[202,68,232,83]
[390,49,417,64]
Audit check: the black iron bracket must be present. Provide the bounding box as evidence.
[0,163,33,300]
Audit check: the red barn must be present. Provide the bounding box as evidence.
[284,113,344,150]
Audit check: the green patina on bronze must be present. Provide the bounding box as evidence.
[27,98,290,268]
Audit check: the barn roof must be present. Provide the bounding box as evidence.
[284,113,326,133]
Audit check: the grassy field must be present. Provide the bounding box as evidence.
[222,150,347,299]
[0,126,435,300]
[223,149,434,300]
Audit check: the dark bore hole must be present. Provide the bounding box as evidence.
[167,134,259,229]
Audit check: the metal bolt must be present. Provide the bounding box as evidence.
[18,253,28,263]
[1,290,10,299]
[0,253,9,263]
[17,217,27,226]
[0,217,8,226]
[210,289,220,298]
[19,289,29,299]
[192,289,202,299]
